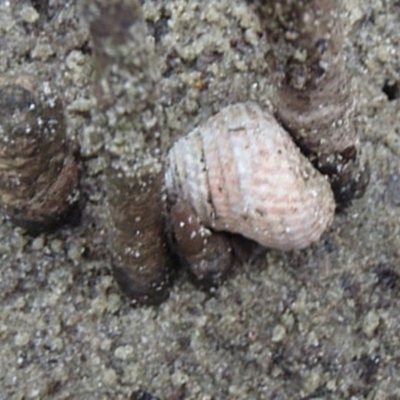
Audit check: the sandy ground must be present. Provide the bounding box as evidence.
[1,0,400,399]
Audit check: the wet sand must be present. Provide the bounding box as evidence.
[1,1,400,399]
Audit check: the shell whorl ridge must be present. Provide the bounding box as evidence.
[165,102,335,251]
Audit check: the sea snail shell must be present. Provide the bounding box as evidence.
[0,76,80,233]
[165,102,335,252]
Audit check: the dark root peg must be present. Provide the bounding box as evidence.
[82,0,173,305]
[0,76,80,234]
[263,0,370,209]
[168,200,233,290]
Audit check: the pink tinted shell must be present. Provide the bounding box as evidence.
[165,102,335,250]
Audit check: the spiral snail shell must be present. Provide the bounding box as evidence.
[0,76,80,233]
[165,103,335,252]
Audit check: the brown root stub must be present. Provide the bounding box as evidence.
[83,0,172,304]
[0,76,80,234]
[263,0,369,209]
[108,172,172,305]
[168,199,233,290]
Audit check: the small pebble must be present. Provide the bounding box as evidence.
[271,324,286,342]
[50,337,64,352]
[14,332,30,347]
[65,50,86,71]
[303,367,323,393]
[171,370,189,386]
[326,379,337,391]
[91,297,107,316]
[31,39,55,61]
[20,6,39,24]
[12,230,28,250]
[50,239,64,254]
[362,310,380,338]
[114,345,135,360]
[99,276,114,291]
[67,97,96,114]
[100,339,112,352]
[26,386,42,400]
[31,236,45,251]
[106,293,122,314]
[67,240,85,263]
[102,368,118,386]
